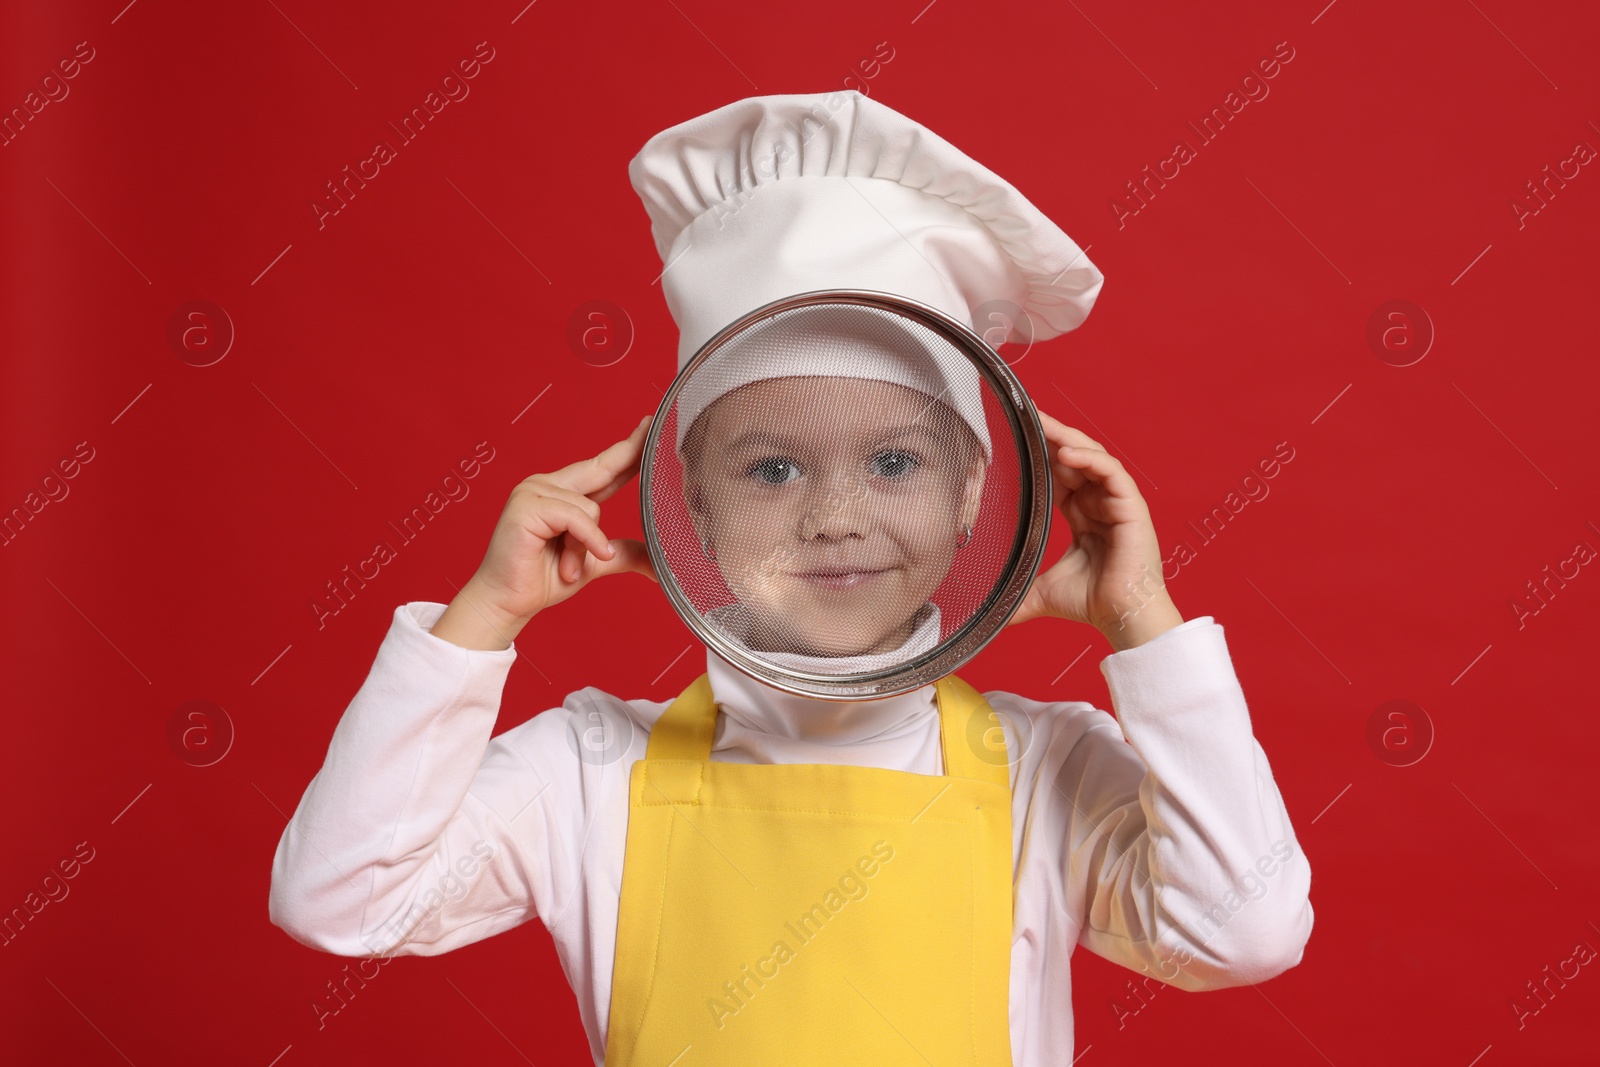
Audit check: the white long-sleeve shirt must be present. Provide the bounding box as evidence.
[269,602,1313,1065]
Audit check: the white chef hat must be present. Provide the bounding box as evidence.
[627,89,1104,465]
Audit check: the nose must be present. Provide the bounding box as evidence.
[797,463,868,542]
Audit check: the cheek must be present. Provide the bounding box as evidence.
[901,483,965,530]
[707,502,798,564]
[901,495,967,572]
[888,512,958,561]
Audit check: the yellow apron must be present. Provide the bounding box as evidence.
[603,671,1015,1065]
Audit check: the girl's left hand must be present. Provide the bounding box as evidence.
[1007,410,1182,647]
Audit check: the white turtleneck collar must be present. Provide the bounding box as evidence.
[701,600,943,746]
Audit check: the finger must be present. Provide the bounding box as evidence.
[1004,587,1043,628]
[1034,409,1103,453]
[587,453,646,504]
[589,414,659,503]
[1054,445,1145,516]
[1048,456,1102,536]
[555,416,652,497]
[585,537,658,585]
[560,534,585,584]
[563,531,618,583]
[539,484,602,523]
[1055,445,1129,491]
[535,500,614,580]
[519,464,631,511]
[1050,444,1096,492]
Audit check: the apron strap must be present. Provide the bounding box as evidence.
[935,673,1012,788]
[647,672,1010,789]
[643,673,719,762]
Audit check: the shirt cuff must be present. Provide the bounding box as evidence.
[395,601,520,677]
[1101,613,1215,659]
[1096,615,1247,735]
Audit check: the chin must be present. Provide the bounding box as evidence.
[792,617,908,657]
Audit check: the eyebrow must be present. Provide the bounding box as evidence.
[726,424,941,451]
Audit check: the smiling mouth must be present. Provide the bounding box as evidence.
[791,568,891,590]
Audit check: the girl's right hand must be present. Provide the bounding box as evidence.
[450,415,659,637]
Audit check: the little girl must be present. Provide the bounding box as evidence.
[269,90,1313,1064]
[673,297,994,666]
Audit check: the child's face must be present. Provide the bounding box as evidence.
[683,376,985,658]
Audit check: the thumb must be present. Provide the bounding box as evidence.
[581,538,658,585]
[1005,586,1045,628]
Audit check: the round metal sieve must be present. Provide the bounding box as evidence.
[640,289,1052,700]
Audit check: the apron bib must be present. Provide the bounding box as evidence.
[602,671,1015,1065]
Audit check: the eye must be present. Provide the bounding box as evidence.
[746,456,801,485]
[871,449,921,479]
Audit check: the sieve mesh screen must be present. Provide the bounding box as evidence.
[647,301,1026,680]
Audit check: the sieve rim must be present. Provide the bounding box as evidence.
[640,288,1053,701]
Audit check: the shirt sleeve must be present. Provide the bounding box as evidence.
[1059,616,1314,990]
[268,602,579,958]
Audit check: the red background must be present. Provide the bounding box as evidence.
[4,0,1598,1063]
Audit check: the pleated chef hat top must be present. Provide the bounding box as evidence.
[627,90,1105,461]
